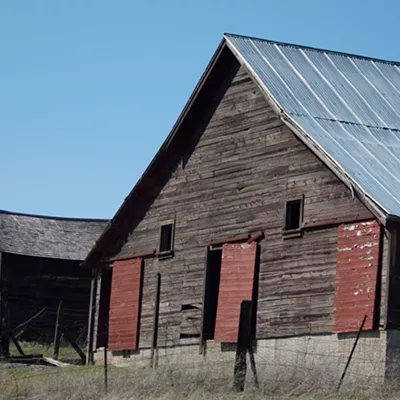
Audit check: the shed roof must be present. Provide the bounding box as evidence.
[0,210,108,260]
[225,33,400,218]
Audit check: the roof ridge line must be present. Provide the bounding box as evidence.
[224,33,400,66]
[0,209,108,222]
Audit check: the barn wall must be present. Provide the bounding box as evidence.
[102,65,384,351]
[2,252,92,343]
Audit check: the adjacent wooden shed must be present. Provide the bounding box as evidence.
[0,210,107,346]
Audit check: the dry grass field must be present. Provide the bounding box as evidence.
[1,361,399,400]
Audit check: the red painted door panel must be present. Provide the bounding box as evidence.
[108,258,142,351]
[333,220,381,333]
[214,242,257,343]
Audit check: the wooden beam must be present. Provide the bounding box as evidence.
[209,234,250,247]
[109,250,156,263]
[86,268,99,365]
[199,247,210,355]
[53,301,63,360]
[60,326,86,364]
[248,231,264,243]
[0,301,10,358]
[150,273,161,368]
[12,308,48,339]
[0,252,3,357]
[303,214,374,230]
[10,333,25,356]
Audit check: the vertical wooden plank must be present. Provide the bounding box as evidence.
[0,251,3,357]
[60,326,86,364]
[0,252,9,358]
[150,273,161,368]
[233,300,252,392]
[199,247,210,355]
[86,267,99,364]
[0,301,10,357]
[10,333,25,356]
[386,227,398,328]
[53,300,63,360]
[104,318,108,394]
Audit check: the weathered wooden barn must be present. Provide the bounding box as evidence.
[84,34,400,379]
[0,210,107,347]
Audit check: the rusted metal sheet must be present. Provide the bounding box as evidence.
[333,220,381,333]
[214,242,257,343]
[108,258,142,351]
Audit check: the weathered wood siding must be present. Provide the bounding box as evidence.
[108,65,382,348]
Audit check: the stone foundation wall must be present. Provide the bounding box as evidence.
[95,332,389,386]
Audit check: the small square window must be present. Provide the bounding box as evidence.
[283,197,304,237]
[158,223,174,256]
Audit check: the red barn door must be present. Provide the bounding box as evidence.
[108,258,142,351]
[334,220,381,333]
[214,242,257,343]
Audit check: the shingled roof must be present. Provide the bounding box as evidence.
[0,210,108,260]
[84,34,400,266]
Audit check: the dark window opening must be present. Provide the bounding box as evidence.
[202,249,222,340]
[284,199,303,231]
[159,223,174,255]
[180,333,201,339]
[181,304,200,311]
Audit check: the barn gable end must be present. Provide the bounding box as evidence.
[92,63,386,353]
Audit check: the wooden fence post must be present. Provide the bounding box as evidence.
[233,300,253,392]
[53,301,63,360]
[0,251,5,358]
[0,300,10,358]
[104,321,108,394]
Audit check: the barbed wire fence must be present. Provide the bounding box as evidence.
[2,303,400,399]
[1,330,400,400]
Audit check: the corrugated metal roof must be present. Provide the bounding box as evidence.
[225,33,400,218]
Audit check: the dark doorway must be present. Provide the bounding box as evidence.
[97,268,112,348]
[202,249,222,340]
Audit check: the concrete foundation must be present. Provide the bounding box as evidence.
[94,331,395,386]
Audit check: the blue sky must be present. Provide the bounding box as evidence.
[1,0,399,219]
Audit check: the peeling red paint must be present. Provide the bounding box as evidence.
[108,258,142,351]
[214,242,257,343]
[333,220,381,333]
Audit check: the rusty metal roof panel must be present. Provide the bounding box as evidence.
[225,34,400,217]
